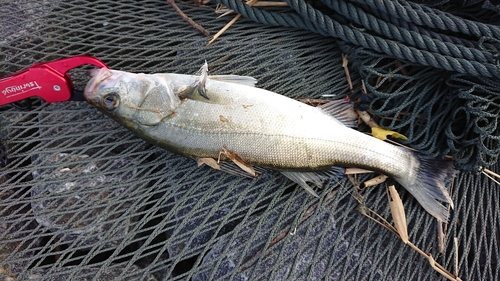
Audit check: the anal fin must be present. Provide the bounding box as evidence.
[281,167,345,197]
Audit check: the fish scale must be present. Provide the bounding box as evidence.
[84,65,455,222]
[148,78,409,174]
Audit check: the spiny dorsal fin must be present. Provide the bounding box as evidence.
[180,61,257,102]
[195,61,210,100]
[197,60,258,88]
[319,99,358,128]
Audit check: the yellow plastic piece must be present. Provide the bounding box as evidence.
[371,127,408,141]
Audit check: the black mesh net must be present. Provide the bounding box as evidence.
[1,1,499,280]
[349,52,500,172]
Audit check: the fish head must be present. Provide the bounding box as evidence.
[84,68,179,127]
[84,68,141,120]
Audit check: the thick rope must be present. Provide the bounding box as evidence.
[286,0,500,77]
[217,0,329,36]
[350,0,500,38]
[324,0,494,64]
[218,0,500,78]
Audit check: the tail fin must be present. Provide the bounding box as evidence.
[396,154,456,222]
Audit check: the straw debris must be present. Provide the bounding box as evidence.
[219,145,256,176]
[386,185,408,243]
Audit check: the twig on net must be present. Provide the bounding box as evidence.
[207,0,259,46]
[342,53,353,92]
[168,0,210,36]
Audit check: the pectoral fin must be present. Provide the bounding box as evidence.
[197,158,221,170]
[220,145,256,177]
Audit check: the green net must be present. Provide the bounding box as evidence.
[1,1,499,280]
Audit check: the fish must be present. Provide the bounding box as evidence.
[84,62,455,222]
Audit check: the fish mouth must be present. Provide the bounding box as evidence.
[83,68,113,104]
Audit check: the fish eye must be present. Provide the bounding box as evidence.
[102,92,120,111]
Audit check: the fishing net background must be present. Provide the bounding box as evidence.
[1,0,499,280]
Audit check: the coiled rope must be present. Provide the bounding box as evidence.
[218,0,500,77]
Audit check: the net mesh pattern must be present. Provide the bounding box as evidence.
[1,1,499,280]
[350,51,500,172]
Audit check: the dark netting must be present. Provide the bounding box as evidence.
[347,50,500,171]
[1,0,499,281]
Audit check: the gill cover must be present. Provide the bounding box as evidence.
[134,75,180,126]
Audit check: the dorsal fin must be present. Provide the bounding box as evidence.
[194,61,210,100]
[209,75,257,87]
[197,61,258,89]
[179,61,257,102]
[318,99,358,128]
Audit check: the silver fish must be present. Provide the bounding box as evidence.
[84,63,455,221]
